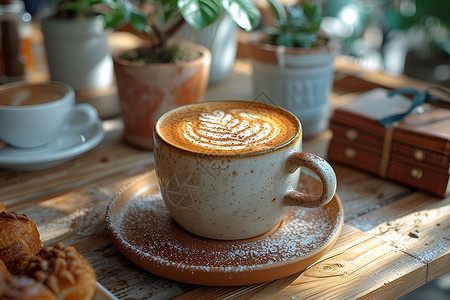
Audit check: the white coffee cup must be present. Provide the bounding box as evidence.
[0,81,98,148]
[154,100,337,240]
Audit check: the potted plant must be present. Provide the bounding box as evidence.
[248,0,336,138]
[40,0,117,118]
[80,0,261,149]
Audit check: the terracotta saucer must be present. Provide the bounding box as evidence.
[105,170,344,286]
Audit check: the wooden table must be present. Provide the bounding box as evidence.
[1,44,449,299]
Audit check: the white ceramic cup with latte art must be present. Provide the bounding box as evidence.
[154,100,337,240]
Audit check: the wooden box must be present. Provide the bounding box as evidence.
[328,88,450,197]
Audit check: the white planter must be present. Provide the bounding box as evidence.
[249,41,336,137]
[40,15,113,92]
[175,14,237,84]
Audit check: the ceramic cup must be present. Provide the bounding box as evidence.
[0,81,98,148]
[153,100,337,240]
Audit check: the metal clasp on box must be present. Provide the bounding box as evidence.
[413,149,425,162]
[346,128,358,141]
[344,147,357,159]
[410,167,423,179]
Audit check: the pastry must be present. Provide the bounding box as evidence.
[0,259,9,275]
[25,243,96,300]
[0,273,56,300]
[0,211,42,275]
[0,201,5,212]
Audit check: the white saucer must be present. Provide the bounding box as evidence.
[95,282,118,300]
[0,117,105,171]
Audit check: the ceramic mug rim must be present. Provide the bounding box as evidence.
[0,81,75,110]
[154,100,302,158]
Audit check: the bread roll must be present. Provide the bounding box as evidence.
[0,259,9,275]
[0,273,56,300]
[0,211,42,275]
[25,243,96,300]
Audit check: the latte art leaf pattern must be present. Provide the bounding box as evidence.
[182,109,281,150]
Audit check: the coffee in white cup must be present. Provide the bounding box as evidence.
[154,100,337,240]
[0,81,98,148]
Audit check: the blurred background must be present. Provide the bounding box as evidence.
[14,0,450,89]
[323,0,449,88]
[255,0,450,88]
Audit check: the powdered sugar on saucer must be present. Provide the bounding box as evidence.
[109,193,341,273]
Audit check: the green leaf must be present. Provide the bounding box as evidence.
[277,34,294,47]
[221,0,261,31]
[99,0,120,6]
[264,26,280,36]
[309,17,322,32]
[103,8,126,29]
[129,11,150,33]
[102,1,149,34]
[285,5,303,20]
[159,0,180,23]
[303,2,321,23]
[294,32,316,47]
[178,0,222,30]
[267,0,286,23]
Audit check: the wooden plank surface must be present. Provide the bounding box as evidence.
[1,56,449,299]
[278,236,426,299]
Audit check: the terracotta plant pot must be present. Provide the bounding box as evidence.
[113,41,211,150]
[248,37,336,137]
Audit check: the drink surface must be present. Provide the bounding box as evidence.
[0,83,67,106]
[156,101,299,155]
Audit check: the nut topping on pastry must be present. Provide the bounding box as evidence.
[25,243,96,300]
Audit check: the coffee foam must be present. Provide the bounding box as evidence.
[0,83,67,106]
[156,101,299,155]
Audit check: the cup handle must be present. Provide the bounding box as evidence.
[284,152,337,208]
[65,103,99,132]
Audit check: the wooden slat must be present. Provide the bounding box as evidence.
[349,193,450,282]
[277,237,426,299]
